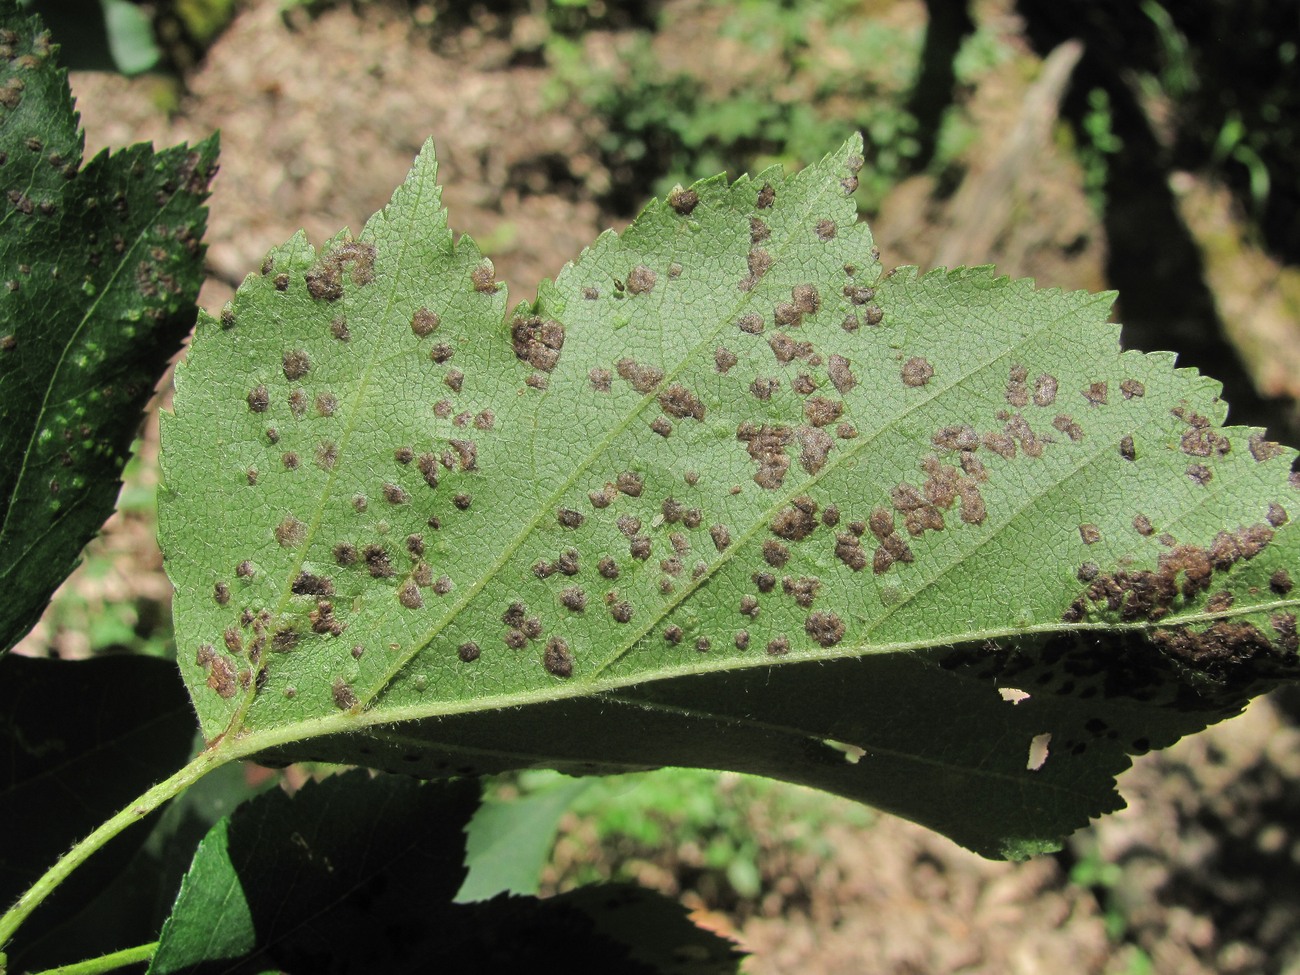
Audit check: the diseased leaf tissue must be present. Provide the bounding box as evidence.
[161,136,1299,858]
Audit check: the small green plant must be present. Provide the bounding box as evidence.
[3,3,1300,973]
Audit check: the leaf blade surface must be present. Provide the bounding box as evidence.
[162,137,1300,857]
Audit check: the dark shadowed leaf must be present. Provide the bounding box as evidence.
[149,771,741,974]
[161,136,1300,859]
[0,0,215,653]
[0,653,193,968]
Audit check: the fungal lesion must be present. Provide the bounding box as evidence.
[304,239,377,302]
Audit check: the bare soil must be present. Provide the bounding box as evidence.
[40,0,1300,971]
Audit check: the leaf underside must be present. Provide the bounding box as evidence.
[0,1,216,652]
[161,135,1300,859]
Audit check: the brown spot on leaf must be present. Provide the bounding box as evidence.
[616,358,664,393]
[739,422,793,490]
[901,357,933,387]
[827,354,856,394]
[411,307,439,337]
[1033,375,1059,407]
[247,386,269,412]
[804,397,843,427]
[715,347,738,374]
[292,572,335,597]
[1079,524,1101,545]
[364,544,394,578]
[1187,464,1213,486]
[1267,503,1288,527]
[762,540,790,567]
[766,636,790,656]
[1052,415,1084,441]
[282,349,310,381]
[207,656,237,699]
[769,332,813,364]
[667,186,699,214]
[626,265,657,295]
[659,383,705,420]
[471,261,498,293]
[332,678,359,710]
[398,581,423,609]
[783,575,820,607]
[792,284,820,315]
[771,498,818,541]
[805,611,845,647]
[1082,382,1108,406]
[512,316,565,372]
[1120,379,1145,399]
[1133,514,1155,536]
[1271,569,1294,595]
[1119,435,1136,461]
[275,516,306,548]
[815,219,837,241]
[1249,433,1284,462]
[796,425,833,474]
[543,637,573,677]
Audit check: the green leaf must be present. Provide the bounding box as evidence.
[0,654,194,966]
[160,135,1300,858]
[150,771,741,974]
[0,0,216,653]
[457,773,592,902]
